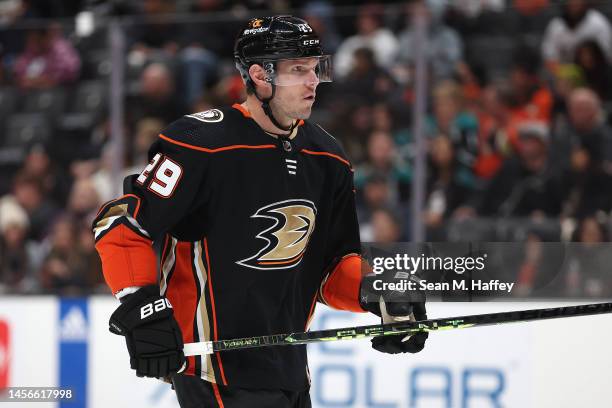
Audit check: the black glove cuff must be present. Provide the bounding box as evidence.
[109,285,173,336]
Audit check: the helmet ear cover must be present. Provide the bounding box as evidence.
[235,60,273,95]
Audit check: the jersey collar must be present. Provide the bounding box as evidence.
[232,103,303,140]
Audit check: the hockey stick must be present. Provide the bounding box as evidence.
[183,302,612,356]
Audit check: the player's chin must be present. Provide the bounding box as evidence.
[297,101,314,118]
[293,107,312,120]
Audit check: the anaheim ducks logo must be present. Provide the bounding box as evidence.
[238,199,317,270]
[251,18,264,28]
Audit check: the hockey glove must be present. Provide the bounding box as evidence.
[360,272,428,354]
[109,285,186,378]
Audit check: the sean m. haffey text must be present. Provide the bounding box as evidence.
[370,253,516,294]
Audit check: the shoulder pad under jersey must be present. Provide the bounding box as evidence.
[302,121,351,163]
[159,107,233,150]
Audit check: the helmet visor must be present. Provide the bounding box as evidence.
[264,55,332,86]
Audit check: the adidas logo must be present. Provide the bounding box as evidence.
[60,306,88,342]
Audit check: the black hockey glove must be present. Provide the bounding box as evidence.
[360,272,428,354]
[109,285,186,378]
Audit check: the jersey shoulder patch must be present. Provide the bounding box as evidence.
[159,107,234,149]
[185,108,224,123]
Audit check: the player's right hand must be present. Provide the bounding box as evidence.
[108,285,186,378]
[360,272,428,354]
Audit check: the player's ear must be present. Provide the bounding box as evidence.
[249,64,272,97]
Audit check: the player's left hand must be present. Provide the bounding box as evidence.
[109,285,186,378]
[360,272,428,354]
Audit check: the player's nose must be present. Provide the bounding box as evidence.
[304,69,319,88]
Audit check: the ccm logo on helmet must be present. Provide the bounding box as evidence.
[140,298,173,319]
[303,39,320,45]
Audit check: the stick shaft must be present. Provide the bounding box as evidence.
[183,302,612,356]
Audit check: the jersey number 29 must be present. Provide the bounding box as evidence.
[137,153,183,198]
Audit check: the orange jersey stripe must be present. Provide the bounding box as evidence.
[166,241,198,375]
[305,290,318,331]
[300,149,351,168]
[204,238,228,386]
[159,133,275,154]
[211,382,225,408]
[95,224,157,293]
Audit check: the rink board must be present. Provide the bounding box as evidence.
[0,297,610,407]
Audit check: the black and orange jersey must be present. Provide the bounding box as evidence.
[93,104,364,391]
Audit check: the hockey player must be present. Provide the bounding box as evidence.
[93,15,427,407]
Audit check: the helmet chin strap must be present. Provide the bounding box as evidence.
[247,65,298,135]
[254,85,299,135]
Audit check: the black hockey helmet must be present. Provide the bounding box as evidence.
[233,16,332,131]
[234,15,326,71]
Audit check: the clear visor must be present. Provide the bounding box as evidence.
[264,55,332,86]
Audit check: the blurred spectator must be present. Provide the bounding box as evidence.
[371,207,403,243]
[303,1,342,54]
[444,0,505,35]
[513,0,549,16]
[20,144,70,207]
[354,130,411,205]
[542,0,612,70]
[40,216,90,294]
[508,45,553,124]
[89,144,115,204]
[91,117,164,203]
[356,173,392,241]
[478,122,566,217]
[473,82,516,179]
[473,47,554,176]
[174,0,222,109]
[427,80,479,170]
[179,41,218,109]
[127,62,184,124]
[13,24,81,89]
[77,220,104,292]
[455,61,487,110]
[555,88,612,217]
[331,102,372,163]
[447,0,505,20]
[334,4,398,79]
[396,0,464,81]
[66,177,101,224]
[11,171,59,241]
[371,102,413,155]
[565,216,612,296]
[514,233,543,296]
[128,0,179,57]
[129,117,164,170]
[337,47,397,105]
[573,40,612,102]
[0,196,34,293]
[549,63,585,116]
[424,136,475,231]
